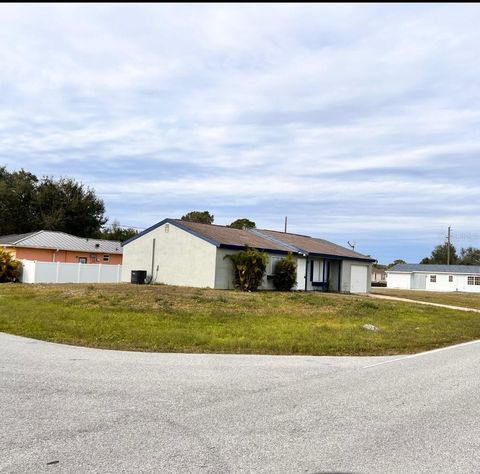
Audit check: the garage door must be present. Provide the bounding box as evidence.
[350,265,368,293]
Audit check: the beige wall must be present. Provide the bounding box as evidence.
[121,222,217,287]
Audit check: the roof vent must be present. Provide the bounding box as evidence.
[95,243,100,248]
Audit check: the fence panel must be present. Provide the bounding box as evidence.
[19,260,122,284]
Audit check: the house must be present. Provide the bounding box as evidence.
[121,218,375,292]
[386,264,480,292]
[372,266,387,284]
[0,230,123,265]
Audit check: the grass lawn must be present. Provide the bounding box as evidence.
[372,288,480,310]
[1,283,480,356]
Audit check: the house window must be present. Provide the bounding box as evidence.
[468,276,474,285]
[268,256,283,275]
[449,276,453,282]
[476,277,480,286]
[430,275,436,283]
[103,255,110,262]
[78,257,87,264]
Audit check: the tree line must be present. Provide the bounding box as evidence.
[0,166,137,241]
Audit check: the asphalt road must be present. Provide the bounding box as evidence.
[1,333,480,474]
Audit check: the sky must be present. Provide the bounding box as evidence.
[1,3,480,264]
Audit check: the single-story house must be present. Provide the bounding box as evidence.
[386,264,480,292]
[121,218,375,292]
[372,266,387,283]
[0,230,123,265]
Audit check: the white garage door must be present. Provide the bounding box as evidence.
[350,265,368,293]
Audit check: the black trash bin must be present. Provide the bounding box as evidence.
[131,270,147,284]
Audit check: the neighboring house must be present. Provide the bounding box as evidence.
[386,264,480,293]
[372,266,387,283]
[121,218,375,292]
[0,231,123,265]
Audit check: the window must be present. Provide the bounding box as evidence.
[78,257,87,264]
[103,255,110,262]
[449,276,453,282]
[468,276,474,285]
[268,256,283,275]
[165,224,169,233]
[430,275,436,283]
[476,277,480,286]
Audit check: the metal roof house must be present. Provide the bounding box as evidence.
[0,230,123,265]
[386,264,480,292]
[122,218,375,292]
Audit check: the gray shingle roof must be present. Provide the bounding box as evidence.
[388,264,480,274]
[0,230,122,254]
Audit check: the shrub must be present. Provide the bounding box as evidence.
[0,249,21,283]
[273,253,297,291]
[225,246,268,291]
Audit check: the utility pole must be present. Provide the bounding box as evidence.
[447,226,451,265]
[284,216,288,233]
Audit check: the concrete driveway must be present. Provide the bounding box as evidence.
[2,333,480,474]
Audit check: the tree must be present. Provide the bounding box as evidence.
[0,248,21,283]
[181,211,214,224]
[420,243,458,264]
[34,177,107,237]
[227,218,256,230]
[224,246,268,291]
[101,219,138,242]
[0,167,38,235]
[272,253,297,291]
[387,259,406,269]
[459,247,480,265]
[0,167,107,238]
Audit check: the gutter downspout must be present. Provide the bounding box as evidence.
[304,254,309,291]
[150,238,156,283]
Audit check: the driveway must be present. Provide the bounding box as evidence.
[1,333,480,474]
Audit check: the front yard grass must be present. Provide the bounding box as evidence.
[372,288,480,310]
[1,284,479,355]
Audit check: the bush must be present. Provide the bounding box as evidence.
[371,281,387,287]
[0,249,21,283]
[225,246,268,291]
[273,253,297,291]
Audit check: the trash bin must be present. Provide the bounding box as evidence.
[131,270,147,284]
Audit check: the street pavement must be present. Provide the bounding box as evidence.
[1,332,480,473]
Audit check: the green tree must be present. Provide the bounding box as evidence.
[0,167,38,235]
[224,246,268,291]
[101,219,138,242]
[227,218,256,230]
[34,177,107,237]
[420,243,458,264]
[272,253,297,291]
[0,166,107,238]
[459,247,480,265]
[180,211,214,224]
[387,259,406,269]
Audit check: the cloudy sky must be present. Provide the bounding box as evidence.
[1,4,479,263]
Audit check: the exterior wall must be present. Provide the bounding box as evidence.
[215,248,303,290]
[341,260,372,293]
[386,272,411,289]
[8,247,122,265]
[122,222,217,288]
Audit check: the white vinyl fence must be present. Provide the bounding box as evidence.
[20,260,122,284]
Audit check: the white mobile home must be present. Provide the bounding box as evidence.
[121,219,374,293]
[386,264,480,292]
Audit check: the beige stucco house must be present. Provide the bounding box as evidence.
[121,219,374,293]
